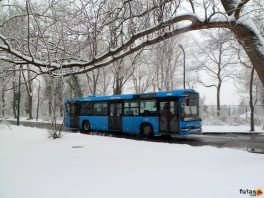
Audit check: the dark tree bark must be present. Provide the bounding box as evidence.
[216,83,221,117]
[12,71,17,119]
[22,69,33,120]
[70,75,82,98]
[1,77,6,117]
[249,67,255,131]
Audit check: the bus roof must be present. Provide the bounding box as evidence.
[64,89,197,102]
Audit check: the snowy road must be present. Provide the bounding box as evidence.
[173,134,264,153]
[88,133,264,153]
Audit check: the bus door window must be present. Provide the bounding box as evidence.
[169,101,178,117]
[116,103,122,116]
[160,101,169,132]
[169,100,178,133]
[109,102,122,131]
[110,104,115,116]
[110,103,122,116]
[66,102,80,128]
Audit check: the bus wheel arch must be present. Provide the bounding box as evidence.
[82,120,91,132]
[140,123,153,138]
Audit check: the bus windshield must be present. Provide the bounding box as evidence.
[182,93,199,120]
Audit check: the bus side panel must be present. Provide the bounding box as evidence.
[122,116,159,135]
[79,116,108,131]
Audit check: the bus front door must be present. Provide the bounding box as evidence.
[70,113,79,128]
[109,102,122,131]
[159,100,178,134]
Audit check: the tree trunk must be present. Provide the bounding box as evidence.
[22,68,33,120]
[1,77,5,117]
[12,71,17,119]
[28,94,33,120]
[36,82,40,121]
[113,78,122,95]
[1,87,5,117]
[216,83,221,117]
[46,82,52,117]
[1,91,5,117]
[71,75,82,97]
[249,67,255,132]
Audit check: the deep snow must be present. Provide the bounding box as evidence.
[0,125,264,198]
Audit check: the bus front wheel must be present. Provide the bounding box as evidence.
[82,121,90,133]
[142,124,153,139]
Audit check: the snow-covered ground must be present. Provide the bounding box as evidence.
[0,125,264,198]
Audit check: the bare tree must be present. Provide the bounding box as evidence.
[0,0,263,86]
[131,50,151,93]
[150,39,181,91]
[237,46,261,131]
[85,69,100,96]
[112,58,135,95]
[66,75,83,98]
[194,29,238,116]
[97,67,111,96]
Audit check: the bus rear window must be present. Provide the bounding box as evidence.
[65,102,79,114]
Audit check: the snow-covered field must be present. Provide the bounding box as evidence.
[0,125,264,198]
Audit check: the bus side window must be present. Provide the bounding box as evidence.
[94,103,107,115]
[140,100,157,115]
[124,101,139,116]
[80,102,94,115]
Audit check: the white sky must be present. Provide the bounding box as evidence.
[196,81,241,105]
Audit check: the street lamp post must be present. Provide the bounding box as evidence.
[178,44,186,89]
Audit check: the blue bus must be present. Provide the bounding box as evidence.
[64,89,201,137]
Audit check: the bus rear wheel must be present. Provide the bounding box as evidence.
[82,121,90,133]
[142,124,153,139]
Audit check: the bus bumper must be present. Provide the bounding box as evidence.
[179,128,202,135]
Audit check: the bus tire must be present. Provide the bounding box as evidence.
[141,124,153,139]
[82,121,90,133]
